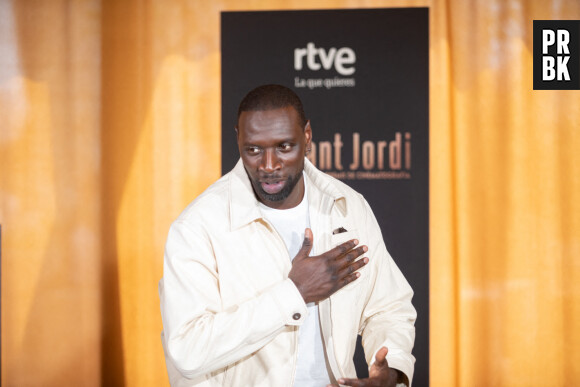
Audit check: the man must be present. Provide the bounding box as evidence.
[159,85,416,386]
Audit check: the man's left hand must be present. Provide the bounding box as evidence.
[326,347,399,387]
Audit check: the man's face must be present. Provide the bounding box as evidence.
[236,106,312,209]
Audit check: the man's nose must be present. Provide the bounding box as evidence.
[260,149,281,173]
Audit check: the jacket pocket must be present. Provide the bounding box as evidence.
[330,228,358,247]
[330,229,367,293]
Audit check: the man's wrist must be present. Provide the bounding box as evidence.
[385,367,399,387]
[389,367,409,386]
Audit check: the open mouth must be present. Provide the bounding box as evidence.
[260,180,286,194]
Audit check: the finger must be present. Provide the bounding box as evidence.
[339,270,362,288]
[329,239,359,257]
[337,245,368,265]
[375,346,389,367]
[296,228,314,259]
[339,256,369,277]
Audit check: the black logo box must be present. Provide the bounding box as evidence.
[221,8,429,385]
[533,20,580,90]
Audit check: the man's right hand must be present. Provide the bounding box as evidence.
[288,228,368,304]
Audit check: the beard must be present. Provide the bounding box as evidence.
[249,170,303,203]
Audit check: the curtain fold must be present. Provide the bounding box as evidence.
[1,0,579,386]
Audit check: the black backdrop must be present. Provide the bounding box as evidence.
[221,8,429,385]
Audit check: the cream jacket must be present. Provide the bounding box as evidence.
[159,159,416,386]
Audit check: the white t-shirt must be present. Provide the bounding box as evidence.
[258,177,331,387]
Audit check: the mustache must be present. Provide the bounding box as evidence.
[258,173,284,181]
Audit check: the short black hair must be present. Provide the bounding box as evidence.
[237,84,307,128]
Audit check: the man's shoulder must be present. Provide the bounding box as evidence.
[175,171,233,223]
[305,161,368,207]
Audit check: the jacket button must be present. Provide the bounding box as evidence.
[292,313,301,320]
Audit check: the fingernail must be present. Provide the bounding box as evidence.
[356,272,361,278]
[364,257,369,263]
[363,246,368,252]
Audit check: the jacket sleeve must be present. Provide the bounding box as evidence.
[159,219,308,380]
[358,198,417,385]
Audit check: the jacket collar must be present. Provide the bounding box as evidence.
[303,159,347,217]
[228,158,347,231]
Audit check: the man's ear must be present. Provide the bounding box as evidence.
[304,120,312,148]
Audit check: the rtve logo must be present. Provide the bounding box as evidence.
[534,20,580,90]
[294,42,356,76]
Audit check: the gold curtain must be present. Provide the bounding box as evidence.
[1,0,579,386]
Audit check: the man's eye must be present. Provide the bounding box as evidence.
[247,147,260,155]
[279,144,292,151]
